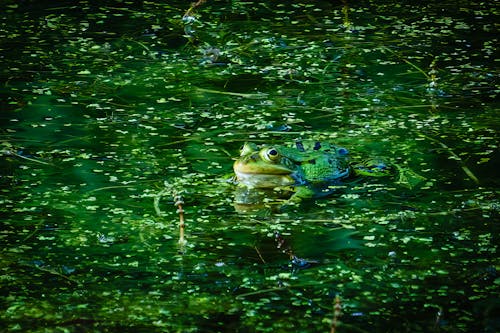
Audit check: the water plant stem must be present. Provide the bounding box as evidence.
[195,87,268,99]
[419,133,479,184]
[2,149,51,165]
[184,0,206,18]
[33,265,81,286]
[382,47,431,80]
[341,0,351,30]
[153,187,169,217]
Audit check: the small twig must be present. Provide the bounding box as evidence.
[175,194,186,245]
[331,295,342,333]
[154,185,188,247]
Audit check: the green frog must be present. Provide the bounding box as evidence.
[233,141,392,206]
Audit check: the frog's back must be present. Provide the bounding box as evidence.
[295,141,350,183]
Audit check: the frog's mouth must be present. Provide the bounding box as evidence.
[234,170,302,188]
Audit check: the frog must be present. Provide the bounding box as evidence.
[233,141,390,206]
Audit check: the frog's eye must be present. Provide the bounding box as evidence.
[262,148,280,162]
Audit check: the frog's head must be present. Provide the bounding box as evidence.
[233,143,305,188]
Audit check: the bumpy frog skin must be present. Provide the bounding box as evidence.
[233,141,351,194]
[233,141,411,210]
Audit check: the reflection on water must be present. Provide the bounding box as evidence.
[1,0,498,332]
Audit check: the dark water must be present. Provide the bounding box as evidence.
[1,1,498,332]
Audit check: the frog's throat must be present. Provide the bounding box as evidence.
[234,171,305,188]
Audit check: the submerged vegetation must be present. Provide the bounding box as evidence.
[1,0,498,332]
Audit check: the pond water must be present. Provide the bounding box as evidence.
[1,0,498,332]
